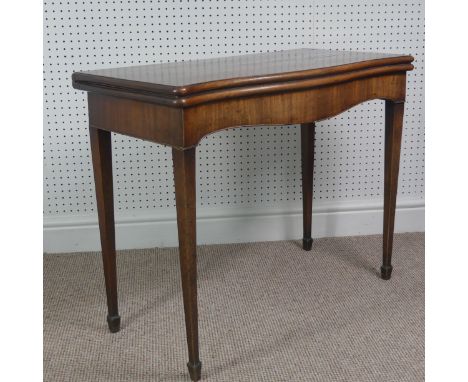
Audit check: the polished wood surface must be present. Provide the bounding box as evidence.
[87,73,408,149]
[73,49,413,108]
[73,49,413,101]
[88,93,184,147]
[73,48,414,381]
[183,73,407,147]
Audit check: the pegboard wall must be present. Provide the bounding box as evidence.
[43,1,424,247]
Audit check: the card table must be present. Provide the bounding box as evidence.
[72,48,414,380]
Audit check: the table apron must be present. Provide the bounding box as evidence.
[88,73,406,149]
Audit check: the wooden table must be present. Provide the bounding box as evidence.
[72,48,414,381]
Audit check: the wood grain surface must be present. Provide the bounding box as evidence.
[73,48,413,107]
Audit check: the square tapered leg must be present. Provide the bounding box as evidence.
[173,147,202,381]
[381,101,405,280]
[301,123,316,251]
[89,127,120,332]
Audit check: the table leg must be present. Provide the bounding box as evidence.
[301,123,316,251]
[381,100,405,280]
[172,147,202,381]
[89,127,120,332]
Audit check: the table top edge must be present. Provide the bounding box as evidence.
[72,50,414,98]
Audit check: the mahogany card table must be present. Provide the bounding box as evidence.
[72,48,414,381]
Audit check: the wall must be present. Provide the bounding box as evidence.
[43,0,424,253]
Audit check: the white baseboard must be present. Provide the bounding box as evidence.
[43,199,424,253]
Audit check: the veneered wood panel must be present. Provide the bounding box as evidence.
[183,73,406,147]
[88,93,184,147]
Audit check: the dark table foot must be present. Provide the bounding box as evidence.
[107,314,121,333]
[303,237,313,251]
[380,265,393,280]
[187,361,202,381]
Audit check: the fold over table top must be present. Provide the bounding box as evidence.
[72,48,414,107]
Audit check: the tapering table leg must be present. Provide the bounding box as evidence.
[381,100,405,280]
[89,127,120,332]
[301,123,316,251]
[172,147,202,381]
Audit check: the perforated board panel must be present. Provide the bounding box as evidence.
[43,0,424,217]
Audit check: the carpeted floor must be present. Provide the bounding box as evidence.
[44,233,424,382]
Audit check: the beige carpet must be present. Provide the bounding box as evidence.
[44,233,424,382]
